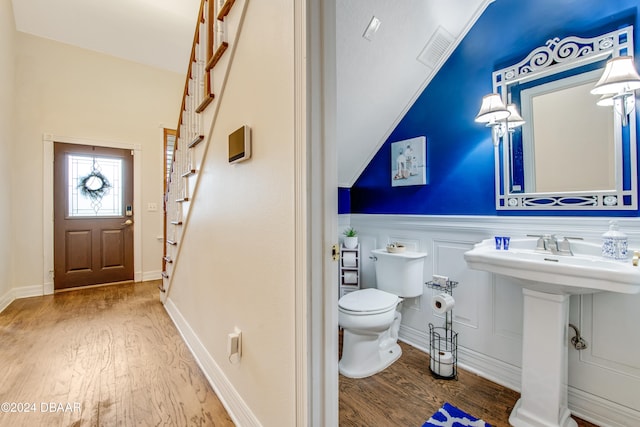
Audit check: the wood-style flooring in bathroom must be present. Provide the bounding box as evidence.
[339,339,600,427]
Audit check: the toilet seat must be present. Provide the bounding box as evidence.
[338,288,399,315]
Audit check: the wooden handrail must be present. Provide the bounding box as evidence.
[163,0,238,294]
[175,0,205,139]
[174,0,237,138]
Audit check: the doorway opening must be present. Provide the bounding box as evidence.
[43,134,143,295]
[53,143,134,290]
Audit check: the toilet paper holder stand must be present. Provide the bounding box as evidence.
[426,279,458,380]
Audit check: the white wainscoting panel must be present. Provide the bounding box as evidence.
[432,240,479,330]
[345,214,640,426]
[567,292,640,411]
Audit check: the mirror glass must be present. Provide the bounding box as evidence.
[492,26,637,210]
[521,69,615,193]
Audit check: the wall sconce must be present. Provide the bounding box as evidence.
[505,104,525,130]
[475,94,524,145]
[591,56,640,126]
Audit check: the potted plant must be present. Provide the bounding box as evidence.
[343,227,358,249]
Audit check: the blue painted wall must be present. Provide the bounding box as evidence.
[350,0,640,216]
[338,187,351,214]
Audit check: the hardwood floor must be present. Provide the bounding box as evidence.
[339,340,600,427]
[0,281,603,427]
[0,280,234,427]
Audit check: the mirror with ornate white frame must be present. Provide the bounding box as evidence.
[492,25,637,210]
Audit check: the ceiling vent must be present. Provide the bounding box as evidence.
[363,16,381,41]
[417,26,455,69]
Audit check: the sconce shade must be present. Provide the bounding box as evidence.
[506,104,525,129]
[591,56,640,95]
[475,93,510,123]
[596,94,614,107]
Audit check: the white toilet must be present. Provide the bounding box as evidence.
[338,248,427,378]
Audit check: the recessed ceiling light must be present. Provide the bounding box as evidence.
[363,16,381,41]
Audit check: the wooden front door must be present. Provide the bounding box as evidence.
[54,143,134,290]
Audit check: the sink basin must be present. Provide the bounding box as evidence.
[464,237,640,295]
[464,236,640,427]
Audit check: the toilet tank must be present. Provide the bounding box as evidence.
[371,249,427,298]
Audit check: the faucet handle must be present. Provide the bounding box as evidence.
[557,237,573,255]
[527,234,546,251]
[557,236,583,255]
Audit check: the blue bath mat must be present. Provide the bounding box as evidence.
[422,402,491,427]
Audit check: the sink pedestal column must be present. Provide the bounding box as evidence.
[509,288,577,427]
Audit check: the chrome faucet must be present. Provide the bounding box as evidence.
[542,234,559,254]
[528,234,582,256]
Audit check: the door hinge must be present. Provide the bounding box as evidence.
[332,244,340,261]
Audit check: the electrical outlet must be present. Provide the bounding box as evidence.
[227,329,242,362]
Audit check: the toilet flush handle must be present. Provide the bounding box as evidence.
[369,256,377,261]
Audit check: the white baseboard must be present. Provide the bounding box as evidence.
[13,285,44,299]
[0,285,43,314]
[569,387,640,427]
[399,324,521,391]
[3,272,161,307]
[457,347,521,392]
[163,297,262,427]
[400,325,640,426]
[141,270,162,282]
[0,289,13,314]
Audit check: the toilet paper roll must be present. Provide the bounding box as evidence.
[430,351,454,377]
[343,272,358,284]
[342,252,357,267]
[432,293,455,314]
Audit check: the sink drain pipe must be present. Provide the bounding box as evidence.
[569,323,588,350]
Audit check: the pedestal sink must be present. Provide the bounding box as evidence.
[464,237,640,427]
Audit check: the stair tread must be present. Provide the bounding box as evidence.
[188,135,205,148]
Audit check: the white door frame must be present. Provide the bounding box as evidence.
[42,133,143,295]
[298,0,339,425]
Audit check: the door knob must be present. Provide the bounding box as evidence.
[121,219,133,226]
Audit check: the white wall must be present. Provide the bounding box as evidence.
[11,33,183,293]
[349,214,640,427]
[165,0,298,425]
[0,0,15,310]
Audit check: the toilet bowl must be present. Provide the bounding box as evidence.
[338,288,402,378]
[338,248,427,378]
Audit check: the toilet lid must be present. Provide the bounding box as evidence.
[338,288,399,313]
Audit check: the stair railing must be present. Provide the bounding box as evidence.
[161,0,238,294]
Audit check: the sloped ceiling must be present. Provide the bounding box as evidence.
[11,0,492,186]
[336,0,492,186]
